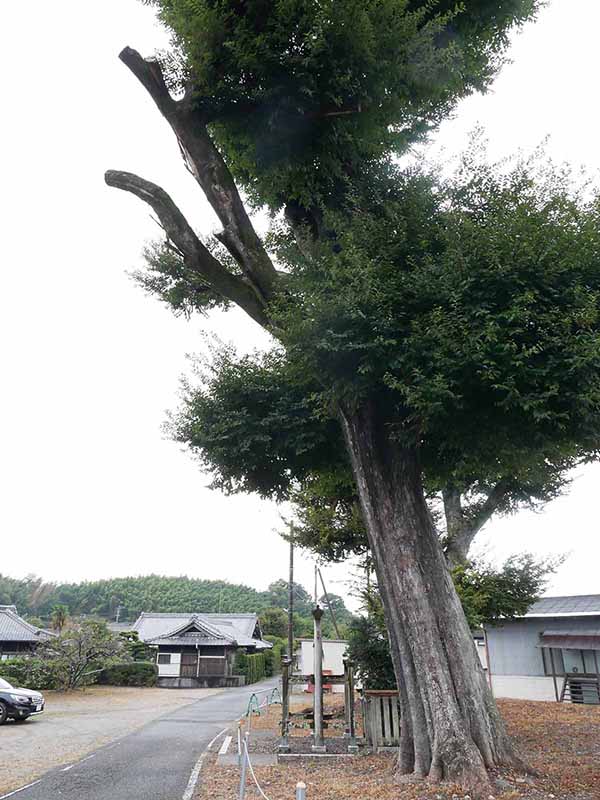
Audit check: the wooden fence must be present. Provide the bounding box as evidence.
[362,690,400,748]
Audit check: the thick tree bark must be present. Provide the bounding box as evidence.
[339,401,523,795]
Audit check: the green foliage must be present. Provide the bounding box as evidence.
[134,240,233,317]
[145,0,538,210]
[50,604,69,633]
[350,554,558,688]
[0,575,56,614]
[347,616,396,690]
[259,607,288,639]
[97,661,158,687]
[291,472,368,562]
[38,620,125,691]
[118,630,154,662]
[265,579,313,615]
[263,638,285,676]
[235,651,266,684]
[172,153,600,513]
[0,657,62,691]
[453,553,563,629]
[171,348,340,500]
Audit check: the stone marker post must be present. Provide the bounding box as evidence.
[279,656,291,753]
[312,605,326,752]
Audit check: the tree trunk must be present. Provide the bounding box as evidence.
[339,401,524,795]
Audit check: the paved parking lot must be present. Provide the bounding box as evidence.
[0,685,221,794]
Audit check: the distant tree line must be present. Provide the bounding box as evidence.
[0,574,354,640]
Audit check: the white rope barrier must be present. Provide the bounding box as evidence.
[243,740,272,800]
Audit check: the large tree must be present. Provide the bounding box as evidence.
[102,1,600,793]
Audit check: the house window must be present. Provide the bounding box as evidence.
[157,654,171,665]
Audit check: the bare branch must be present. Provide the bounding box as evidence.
[118,47,278,301]
[105,170,269,329]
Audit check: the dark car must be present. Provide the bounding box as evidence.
[0,677,45,724]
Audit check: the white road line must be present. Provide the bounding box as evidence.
[182,752,207,800]
[206,726,229,751]
[0,780,42,799]
[217,735,232,756]
[61,751,96,773]
[183,726,229,799]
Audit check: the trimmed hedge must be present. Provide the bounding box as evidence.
[0,657,62,690]
[97,661,157,687]
[234,652,266,684]
[264,640,284,677]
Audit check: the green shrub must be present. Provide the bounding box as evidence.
[0,657,62,690]
[234,651,266,684]
[97,661,157,687]
[264,639,284,676]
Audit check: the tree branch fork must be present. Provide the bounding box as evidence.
[105,47,279,330]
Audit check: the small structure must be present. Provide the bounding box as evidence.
[293,637,349,694]
[280,606,357,755]
[133,612,271,688]
[362,690,400,749]
[485,594,600,703]
[0,606,54,660]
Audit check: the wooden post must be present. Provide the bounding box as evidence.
[312,605,326,752]
[483,627,493,691]
[344,658,358,753]
[279,656,291,753]
[548,647,559,702]
[343,658,351,737]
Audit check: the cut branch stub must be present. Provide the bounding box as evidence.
[118,47,278,303]
[104,169,269,329]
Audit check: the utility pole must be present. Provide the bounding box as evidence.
[288,532,294,661]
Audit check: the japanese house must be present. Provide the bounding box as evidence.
[484,594,600,704]
[133,612,272,688]
[0,605,54,660]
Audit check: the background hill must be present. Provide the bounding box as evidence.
[0,573,353,639]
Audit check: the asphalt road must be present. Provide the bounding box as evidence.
[1,677,280,800]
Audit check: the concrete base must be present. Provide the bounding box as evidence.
[490,675,557,702]
[157,675,245,689]
[311,744,327,753]
[218,753,277,766]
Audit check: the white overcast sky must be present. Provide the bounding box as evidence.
[1,0,599,608]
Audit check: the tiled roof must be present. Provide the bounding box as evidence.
[0,608,54,643]
[133,612,268,647]
[525,595,600,617]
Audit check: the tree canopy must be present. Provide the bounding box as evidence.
[171,154,600,557]
[146,0,539,211]
[105,0,590,788]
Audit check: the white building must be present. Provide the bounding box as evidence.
[484,594,600,704]
[293,638,348,694]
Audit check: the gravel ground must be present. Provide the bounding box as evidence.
[0,685,222,794]
[196,698,600,800]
